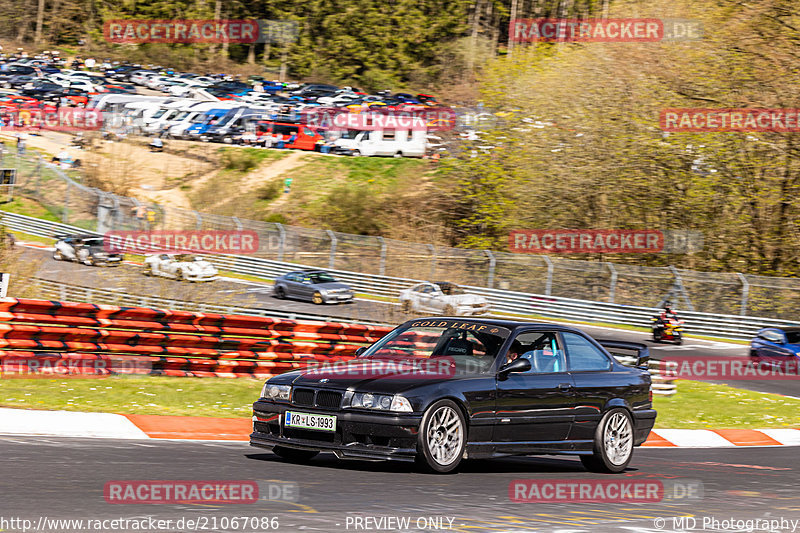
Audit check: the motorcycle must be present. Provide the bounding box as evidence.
[651,316,684,344]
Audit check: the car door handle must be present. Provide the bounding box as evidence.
[558,383,573,391]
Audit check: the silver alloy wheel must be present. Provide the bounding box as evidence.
[603,411,633,466]
[426,405,463,466]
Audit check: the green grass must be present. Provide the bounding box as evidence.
[653,380,800,428]
[0,375,262,418]
[0,199,61,222]
[1,375,798,429]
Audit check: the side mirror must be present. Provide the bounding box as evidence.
[354,347,367,356]
[498,357,531,377]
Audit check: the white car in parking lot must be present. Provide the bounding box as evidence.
[143,253,218,281]
[398,281,491,316]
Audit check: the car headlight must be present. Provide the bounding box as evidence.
[261,383,291,401]
[349,393,412,412]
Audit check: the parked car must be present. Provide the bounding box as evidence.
[273,269,354,304]
[399,282,490,316]
[142,253,218,281]
[250,318,656,473]
[750,327,800,369]
[53,235,122,266]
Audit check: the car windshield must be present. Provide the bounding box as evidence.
[84,238,104,247]
[358,320,511,375]
[786,331,800,344]
[308,272,336,283]
[436,282,464,295]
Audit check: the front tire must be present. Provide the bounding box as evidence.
[444,305,456,316]
[401,300,412,313]
[53,250,63,261]
[581,408,634,474]
[272,446,319,462]
[416,400,466,473]
[274,286,286,299]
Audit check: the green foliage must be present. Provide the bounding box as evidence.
[220,148,282,172]
[256,180,282,202]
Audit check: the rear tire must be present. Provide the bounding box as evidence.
[274,286,286,299]
[312,291,324,305]
[444,305,456,316]
[53,250,63,261]
[401,300,412,313]
[581,408,634,474]
[272,446,319,462]
[416,400,466,473]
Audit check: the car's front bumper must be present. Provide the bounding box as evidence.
[250,400,421,461]
[321,293,355,304]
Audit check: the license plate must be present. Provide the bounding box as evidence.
[284,411,336,432]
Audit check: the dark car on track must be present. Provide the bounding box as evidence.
[250,318,656,473]
[750,327,800,368]
[53,234,122,266]
[272,269,354,304]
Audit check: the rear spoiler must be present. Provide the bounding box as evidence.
[595,339,650,369]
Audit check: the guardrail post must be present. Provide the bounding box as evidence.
[484,250,496,288]
[276,223,286,261]
[607,262,618,303]
[193,210,202,230]
[737,272,749,316]
[542,255,553,296]
[232,217,243,231]
[327,230,337,269]
[377,236,386,276]
[428,245,436,280]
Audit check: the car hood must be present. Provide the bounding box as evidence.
[268,363,461,395]
[782,343,800,353]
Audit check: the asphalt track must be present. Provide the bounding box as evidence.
[26,246,798,397]
[0,436,798,533]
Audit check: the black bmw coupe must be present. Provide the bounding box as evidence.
[250,318,656,473]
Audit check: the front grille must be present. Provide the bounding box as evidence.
[292,388,315,406]
[316,390,343,408]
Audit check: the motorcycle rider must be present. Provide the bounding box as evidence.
[654,304,680,334]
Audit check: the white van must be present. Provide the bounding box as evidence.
[142,100,195,134]
[333,129,427,157]
[167,102,239,139]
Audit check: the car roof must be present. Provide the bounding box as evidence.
[769,326,800,332]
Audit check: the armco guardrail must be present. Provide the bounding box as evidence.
[0,298,393,379]
[4,210,797,341]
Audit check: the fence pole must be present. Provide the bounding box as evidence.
[737,272,749,316]
[668,265,695,312]
[377,236,386,276]
[327,230,337,269]
[62,180,70,223]
[543,256,553,296]
[428,245,436,280]
[232,216,243,231]
[276,223,286,261]
[193,210,202,230]
[607,262,618,303]
[484,250,496,288]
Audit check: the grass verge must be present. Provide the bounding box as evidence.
[652,380,800,428]
[0,375,798,429]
